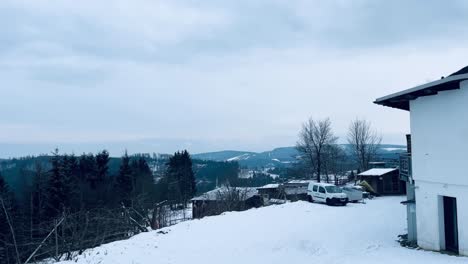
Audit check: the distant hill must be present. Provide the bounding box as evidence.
[0,144,407,193]
[191,151,257,162]
[192,147,299,168]
[192,144,406,168]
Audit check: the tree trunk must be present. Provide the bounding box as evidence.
[317,162,321,183]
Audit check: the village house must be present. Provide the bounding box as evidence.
[375,66,468,255]
[257,183,282,204]
[282,180,312,201]
[358,168,406,195]
[191,187,262,219]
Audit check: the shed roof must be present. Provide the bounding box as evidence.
[310,182,336,187]
[257,184,280,190]
[286,180,314,184]
[192,187,258,201]
[374,66,468,111]
[358,168,398,177]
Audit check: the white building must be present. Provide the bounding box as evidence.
[375,66,468,255]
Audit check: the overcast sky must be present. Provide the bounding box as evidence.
[2,0,468,157]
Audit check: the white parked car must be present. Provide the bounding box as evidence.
[307,182,348,206]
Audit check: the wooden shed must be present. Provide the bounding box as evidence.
[191,187,262,219]
[358,168,406,195]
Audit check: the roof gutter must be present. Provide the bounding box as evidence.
[374,73,468,111]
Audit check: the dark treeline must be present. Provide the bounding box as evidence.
[194,161,239,193]
[0,149,196,264]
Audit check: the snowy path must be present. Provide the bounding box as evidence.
[58,197,468,264]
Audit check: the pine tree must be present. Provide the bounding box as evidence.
[181,150,196,201]
[62,154,79,210]
[116,152,133,206]
[31,162,47,233]
[45,149,71,218]
[0,171,11,215]
[96,150,110,183]
[166,152,182,205]
[0,171,17,259]
[165,150,196,206]
[79,153,97,189]
[131,157,153,196]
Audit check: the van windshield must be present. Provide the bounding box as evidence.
[325,186,342,193]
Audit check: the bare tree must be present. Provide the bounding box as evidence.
[296,118,338,182]
[215,186,252,213]
[347,118,382,172]
[322,144,348,184]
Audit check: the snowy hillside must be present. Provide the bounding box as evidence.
[55,197,466,264]
[192,145,406,168]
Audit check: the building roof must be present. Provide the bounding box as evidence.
[286,180,314,185]
[191,187,258,201]
[374,66,468,111]
[309,182,336,187]
[358,168,398,177]
[257,184,280,190]
[449,65,468,76]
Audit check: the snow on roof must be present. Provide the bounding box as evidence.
[257,184,280,189]
[192,187,258,201]
[374,69,468,111]
[287,180,314,184]
[358,168,398,177]
[310,182,335,187]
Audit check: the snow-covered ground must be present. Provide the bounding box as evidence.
[56,197,467,264]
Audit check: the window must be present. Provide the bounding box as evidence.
[313,185,318,192]
[325,186,342,193]
[319,187,326,193]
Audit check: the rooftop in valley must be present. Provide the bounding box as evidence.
[191,187,258,201]
[358,168,398,177]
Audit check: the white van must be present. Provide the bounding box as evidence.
[341,186,363,203]
[307,182,348,206]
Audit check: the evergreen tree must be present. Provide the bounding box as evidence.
[0,170,12,209]
[0,171,17,259]
[166,152,182,205]
[31,162,47,232]
[165,150,196,206]
[79,153,97,189]
[45,149,71,218]
[181,150,196,201]
[131,157,153,196]
[62,154,79,210]
[96,150,110,183]
[115,152,133,206]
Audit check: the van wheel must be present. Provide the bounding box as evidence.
[326,199,331,206]
[308,195,313,203]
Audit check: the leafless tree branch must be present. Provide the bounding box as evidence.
[347,118,382,172]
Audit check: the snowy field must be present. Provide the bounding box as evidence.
[56,196,467,264]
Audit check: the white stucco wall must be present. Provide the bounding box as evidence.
[410,80,468,255]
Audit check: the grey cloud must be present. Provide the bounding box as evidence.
[1,0,468,155]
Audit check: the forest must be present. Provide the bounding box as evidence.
[0,149,225,263]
